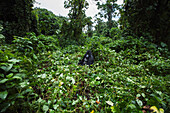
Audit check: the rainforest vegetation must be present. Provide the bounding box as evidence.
[0,0,169,112]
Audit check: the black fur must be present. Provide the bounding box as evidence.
[78,50,94,66]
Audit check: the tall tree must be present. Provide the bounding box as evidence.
[120,0,170,48]
[64,0,89,41]
[85,17,93,37]
[0,0,35,42]
[94,17,106,36]
[96,0,119,29]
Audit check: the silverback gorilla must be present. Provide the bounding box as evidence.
[78,50,94,66]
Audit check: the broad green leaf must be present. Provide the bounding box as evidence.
[0,34,4,39]
[10,69,18,73]
[8,59,21,64]
[161,42,167,47]
[0,66,7,71]
[37,98,45,103]
[0,102,10,112]
[33,54,37,59]
[136,94,141,97]
[0,90,8,100]
[106,100,114,106]
[20,82,27,88]
[43,105,49,113]
[141,93,145,98]
[96,76,100,80]
[139,85,146,88]
[66,76,75,84]
[53,104,59,110]
[0,74,4,77]
[136,99,143,107]
[72,99,79,105]
[6,73,13,78]
[1,64,13,72]
[127,104,136,109]
[127,77,135,83]
[38,98,43,103]
[0,79,8,84]
[13,76,22,80]
[6,64,13,72]
[49,110,55,113]
[38,74,47,78]
[15,73,26,78]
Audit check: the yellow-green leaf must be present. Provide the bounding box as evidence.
[159,108,164,113]
[150,106,159,113]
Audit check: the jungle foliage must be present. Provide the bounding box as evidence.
[32,8,64,36]
[0,0,169,113]
[119,0,170,49]
[0,0,35,43]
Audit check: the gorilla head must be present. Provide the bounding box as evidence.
[78,50,94,66]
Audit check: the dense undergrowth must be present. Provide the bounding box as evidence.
[0,28,170,113]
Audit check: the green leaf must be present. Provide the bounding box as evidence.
[136,94,141,98]
[8,59,21,64]
[139,85,146,88]
[72,99,79,105]
[19,82,27,88]
[0,34,5,39]
[160,42,167,47]
[0,102,10,112]
[0,79,8,84]
[0,66,7,71]
[10,69,18,73]
[0,90,8,100]
[6,64,13,72]
[33,54,37,59]
[37,98,44,103]
[38,74,47,78]
[53,104,59,110]
[141,93,145,98]
[0,64,13,72]
[13,75,22,80]
[136,99,143,107]
[6,73,14,78]
[66,76,75,84]
[127,104,136,109]
[110,106,117,113]
[43,105,49,113]
[0,74,4,77]
[106,100,114,106]
[17,96,25,98]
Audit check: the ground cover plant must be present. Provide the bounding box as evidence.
[1,30,169,112]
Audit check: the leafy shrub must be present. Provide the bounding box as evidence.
[32,8,63,35]
[109,27,122,39]
[0,48,34,112]
[144,58,170,76]
[13,33,59,54]
[1,31,169,112]
[0,22,5,44]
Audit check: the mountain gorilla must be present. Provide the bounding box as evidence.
[78,50,94,66]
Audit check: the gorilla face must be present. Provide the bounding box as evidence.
[78,50,94,66]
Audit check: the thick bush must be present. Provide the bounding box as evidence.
[13,33,60,54]
[32,8,63,35]
[0,47,34,112]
